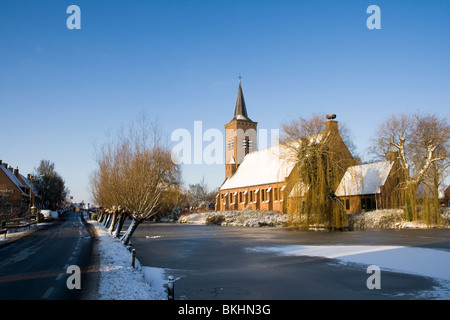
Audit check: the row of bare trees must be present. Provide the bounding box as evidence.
[90,116,182,245]
[90,115,219,245]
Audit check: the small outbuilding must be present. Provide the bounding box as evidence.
[335,155,404,214]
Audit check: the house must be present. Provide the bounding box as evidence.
[216,81,354,214]
[0,160,31,218]
[335,152,404,214]
[443,185,450,207]
[15,169,42,215]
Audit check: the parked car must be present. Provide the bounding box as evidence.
[40,209,59,221]
[40,210,52,220]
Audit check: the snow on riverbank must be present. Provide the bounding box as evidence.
[87,219,168,300]
[178,210,288,227]
[178,208,450,229]
[248,244,450,298]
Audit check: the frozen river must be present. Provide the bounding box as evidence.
[131,223,450,300]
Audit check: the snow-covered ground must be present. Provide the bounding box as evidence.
[86,218,169,300]
[248,244,450,299]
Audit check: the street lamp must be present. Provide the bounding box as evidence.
[28,174,44,222]
[28,176,33,221]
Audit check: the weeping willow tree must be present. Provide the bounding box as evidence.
[419,163,444,226]
[289,140,348,229]
[282,114,356,230]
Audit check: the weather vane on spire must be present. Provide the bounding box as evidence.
[238,73,243,83]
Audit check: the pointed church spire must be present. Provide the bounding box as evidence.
[232,80,252,121]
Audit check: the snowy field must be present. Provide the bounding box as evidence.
[248,244,450,299]
[86,219,169,300]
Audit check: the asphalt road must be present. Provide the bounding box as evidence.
[0,211,94,300]
[131,223,450,300]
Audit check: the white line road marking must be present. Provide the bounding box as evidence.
[42,287,54,299]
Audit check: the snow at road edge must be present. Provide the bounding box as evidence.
[87,219,168,300]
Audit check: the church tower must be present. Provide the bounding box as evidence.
[224,80,258,179]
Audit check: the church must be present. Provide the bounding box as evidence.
[215,81,403,215]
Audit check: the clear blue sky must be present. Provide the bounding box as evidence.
[1,0,449,204]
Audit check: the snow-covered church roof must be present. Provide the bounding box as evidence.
[219,130,331,191]
[335,160,394,197]
[220,144,296,190]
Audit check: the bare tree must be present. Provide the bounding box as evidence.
[281,114,358,161]
[372,112,449,222]
[91,114,181,245]
[185,177,216,209]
